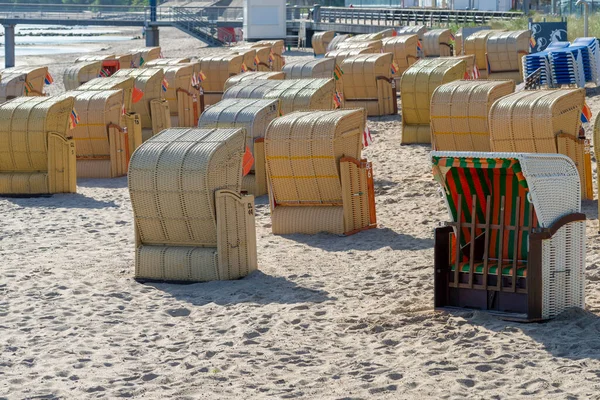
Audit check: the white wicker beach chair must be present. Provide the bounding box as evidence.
[432,151,585,321]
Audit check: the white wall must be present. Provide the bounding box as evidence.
[243,0,286,40]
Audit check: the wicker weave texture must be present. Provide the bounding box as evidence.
[234,46,271,71]
[113,68,164,128]
[143,58,191,67]
[250,40,285,70]
[454,29,463,55]
[489,89,584,153]
[400,58,466,144]
[0,66,47,103]
[312,31,336,56]
[130,47,161,66]
[382,35,419,77]
[224,71,285,91]
[341,53,396,116]
[198,54,244,93]
[63,61,103,91]
[430,79,515,151]
[198,98,279,195]
[464,30,495,70]
[423,29,453,57]
[66,89,126,177]
[282,57,335,79]
[486,30,530,73]
[0,95,76,194]
[129,127,257,282]
[335,40,383,52]
[397,25,427,40]
[79,76,135,114]
[233,48,256,71]
[223,78,335,115]
[265,109,363,205]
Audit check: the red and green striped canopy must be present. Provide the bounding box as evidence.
[433,156,537,261]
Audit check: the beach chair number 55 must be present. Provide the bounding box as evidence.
[247,203,254,216]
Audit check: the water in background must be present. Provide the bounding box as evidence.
[0,24,137,57]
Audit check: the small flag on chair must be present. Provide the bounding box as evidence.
[581,102,592,123]
[269,51,274,64]
[69,108,80,129]
[161,77,169,92]
[139,56,145,67]
[132,87,144,104]
[241,63,248,72]
[333,92,342,108]
[392,30,398,37]
[99,68,110,78]
[191,73,199,87]
[199,71,207,82]
[530,36,536,49]
[417,40,422,52]
[254,55,260,66]
[24,81,34,95]
[472,59,481,79]
[121,103,126,115]
[334,64,344,80]
[363,126,373,147]
[449,32,455,41]
[242,146,254,176]
[44,72,54,85]
[391,60,399,75]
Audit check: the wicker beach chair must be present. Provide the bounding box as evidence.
[464,30,498,78]
[396,25,427,40]
[334,40,383,53]
[79,76,142,152]
[282,57,335,79]
[63,61,103,91]
[346,30,394,42]
[0,66,47,103]
[430,80,515,151]
[113,68,170,137]
[454,28,463,56]
[232,48,256,72]
[223,71,285,91]
[129,47,161,67]
[143,58,191,67]
[66,90,129,178]
[233,46,271,72]
[198,54,245,106]
[325,48,375,93]
[0,95,76,195]
[265,109,376,235]
[381,35,419,84]
[129,128,258,283]
[486,30,530,82]
[400,58,466,144]
[423,29,453,57]
[432,151,585,321]
[198,99,279,196]
[250,40,285,71]
[488,89,592,200]
[75,54,122,75]
[312,31,336,56]
[222,78,336,115]
[158,64,202,127]
[341,53,397,116]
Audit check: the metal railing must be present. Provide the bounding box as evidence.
[316,6,523,25]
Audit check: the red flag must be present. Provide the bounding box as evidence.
[581,102,592,123]
[363,126,373,147]
[242,146,254,176]
[132,87,144,104]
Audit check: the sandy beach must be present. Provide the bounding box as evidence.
[3,27,600,399]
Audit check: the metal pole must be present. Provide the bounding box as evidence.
[4,24,15,68]
[576,0,589,36]
[150,0,157,22]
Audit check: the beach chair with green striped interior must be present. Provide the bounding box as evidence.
[432,151,585,321]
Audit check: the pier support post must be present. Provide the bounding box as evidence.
[146,26,160,47]
[4,24,15,68]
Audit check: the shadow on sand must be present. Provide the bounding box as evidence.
[145,271,334,307]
